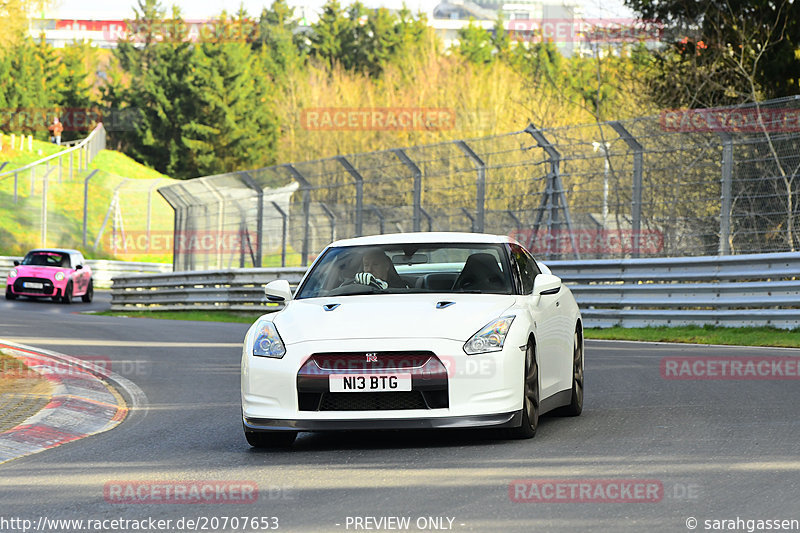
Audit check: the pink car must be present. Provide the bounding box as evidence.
[5,248,93,304]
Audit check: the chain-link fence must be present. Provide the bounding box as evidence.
[158,95,800,270]
[0,126,176,261]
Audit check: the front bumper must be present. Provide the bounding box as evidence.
[9,277,63,297]
[241,336,527,425]
[244,410,522,432]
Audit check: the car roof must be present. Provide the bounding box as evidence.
[26,248,82,255]
[329,232,519,247]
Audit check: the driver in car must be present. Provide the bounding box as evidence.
[354,249,408,289]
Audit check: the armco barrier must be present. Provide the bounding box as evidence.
[1,256,171,289]
[110,268,307,312]
[108,252,800,328]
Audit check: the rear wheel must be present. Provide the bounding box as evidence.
[61,282,73,304]
[508,340,538,439]
[81,279,94,303]
[244,428,297,448]
[555,328,584,416]
[5,287,16,300]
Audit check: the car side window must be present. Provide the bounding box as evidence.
[510,245,540,295]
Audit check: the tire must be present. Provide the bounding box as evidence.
[244,428,297,448]
[61,282,73,304]
[508,340,539,439]
[554,328,584,417]
[81,279,94,303]
[5,287,16,300]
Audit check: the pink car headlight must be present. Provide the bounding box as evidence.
[55,272,66,281]
[8,269,17,278]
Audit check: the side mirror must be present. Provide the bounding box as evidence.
[264,280,292,303]
[76,264,83,270]
[533,274,561,296]
[13,260,20,266]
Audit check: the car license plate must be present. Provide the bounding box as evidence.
[329,373,412,392]
[23,282,44,289]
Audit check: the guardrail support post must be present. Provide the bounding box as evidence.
[284,164,312,266]
[456,141,486,233]
[337,156,364,236]
[393,148,422,232]
[271,201,288,267]
[609,121,644,258]
[240,172,263,267]
[717,131,734,255]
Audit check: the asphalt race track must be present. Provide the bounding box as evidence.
[1,292,799,533]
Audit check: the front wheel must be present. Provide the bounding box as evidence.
[554,328,584,416]
[507,341,539,439]
[5,287,16,300]
[244,428,297,448]
[61,282,73,304]
[81,279,94,303]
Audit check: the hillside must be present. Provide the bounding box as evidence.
[0,136,176,263]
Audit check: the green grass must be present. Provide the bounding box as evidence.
[585,325,800,348]
[0,144,176,260]
[91,309,273,323]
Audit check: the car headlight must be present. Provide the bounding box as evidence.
[54,272,66,281]
[8,269,17,278]
[464,316,515,355]
[252,320,286,358]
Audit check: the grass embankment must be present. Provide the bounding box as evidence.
[0,137,175,261]
[585,325,800,348]
[92,309,270,323]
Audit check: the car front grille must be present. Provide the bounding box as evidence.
[14,277,55,295]
[297,351,449,412]
[319,391,428,411]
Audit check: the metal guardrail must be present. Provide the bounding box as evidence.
[111,268,307,311]
[1,256,171,289]
[108,252,800,328]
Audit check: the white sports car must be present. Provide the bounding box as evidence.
[241,232,583,447]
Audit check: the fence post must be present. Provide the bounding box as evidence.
[240,172,263,268]
[717,131,734,255]
[461,207,475,233]
[455,140,486,233]
[337,156,364,236]
[609,121,644,258]
[525,124,580,259]
[40,168,55,247]
[284,164,312,266]
[319,202,336,243]
[83,170,99,247]
[369,205,385,234]
[420,207,433,232]
[271,201,288,267]
[393,148,422,232]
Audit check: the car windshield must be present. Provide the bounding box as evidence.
[21,251,70,268]
[295,243,513,299]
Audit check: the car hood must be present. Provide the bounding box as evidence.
[272,293,517,344]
